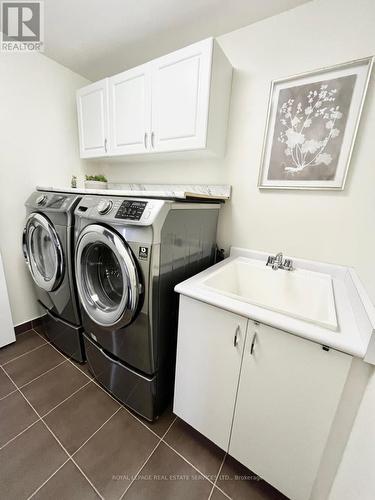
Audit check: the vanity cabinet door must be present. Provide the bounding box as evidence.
[173,296,248,451]
[76,79,109,158]
[108,64,152,155]
[229,322,352,500]
[150,38,213,153]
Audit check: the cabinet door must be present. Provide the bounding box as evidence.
[109,65,151,155]
[76,79,109,158]
[173,296,247,451]
[230,323,352,500]
[150,38,213,152]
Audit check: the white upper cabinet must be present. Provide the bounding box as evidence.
[76,38,232,159]
[150,38,212,152]
[76,79,109,158]
[109,64,151,155]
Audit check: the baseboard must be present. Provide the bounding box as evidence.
[14,315,46,336]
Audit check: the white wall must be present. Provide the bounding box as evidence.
[102,0,375,304]
[0,52,90,326]
[329,366,375,500]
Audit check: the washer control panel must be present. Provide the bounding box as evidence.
[115,200,148,221]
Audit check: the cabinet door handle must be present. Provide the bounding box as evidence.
[144,132,148,149]
[250,332,257,355]
[104,138,107,153]
[151,131,155,148]
[234,325,240,347]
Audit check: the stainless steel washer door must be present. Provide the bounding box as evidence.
[24,213,64,292]
[75,224,141,328]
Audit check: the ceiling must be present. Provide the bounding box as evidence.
[44,0,310,81]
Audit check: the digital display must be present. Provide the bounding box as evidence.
[115,200,147,220]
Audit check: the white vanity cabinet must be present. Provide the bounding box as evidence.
[173,297,353,500]
[229,322,352,500]
[76,79,109,158]
[76,38,232,159]
[173,296,248,451]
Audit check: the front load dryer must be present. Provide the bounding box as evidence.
[23,191,85,362]
[74,195,220,421]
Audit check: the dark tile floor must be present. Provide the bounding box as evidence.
[0,329,287,500]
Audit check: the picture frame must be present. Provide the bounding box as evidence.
[258,57,373,190]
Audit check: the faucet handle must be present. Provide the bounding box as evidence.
[283,258,294,271]
[266,255,275,267]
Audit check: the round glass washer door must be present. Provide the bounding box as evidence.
[75,224,141,328]
[24,213,64,292]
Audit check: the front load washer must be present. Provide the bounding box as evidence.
[74,195,220,420]
[23,191,85,362]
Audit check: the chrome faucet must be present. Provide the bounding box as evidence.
[273,252,284,270]
[266,252,294,271]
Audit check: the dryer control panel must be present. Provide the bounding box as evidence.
[115,200,147,221]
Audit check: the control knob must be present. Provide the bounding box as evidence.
[36,194,47,206]
[97,199,113,215]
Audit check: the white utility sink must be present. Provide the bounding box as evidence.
[202,257,338,330]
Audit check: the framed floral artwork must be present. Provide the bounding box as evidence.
[258,57,373,189]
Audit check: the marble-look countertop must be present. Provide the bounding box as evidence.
[36,183,231,200]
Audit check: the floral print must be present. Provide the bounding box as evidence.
[277,84,343,173]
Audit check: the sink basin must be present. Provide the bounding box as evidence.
[202,257,338,330]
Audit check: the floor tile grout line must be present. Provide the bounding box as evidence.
[212,484,233,500]
[0,371,90,451]
[0,364,104,500]
[18,360,67,390]
[32,330,100,383]
[33,330,230,492]
[14,327,45,339]
[121,406,162,439]
[31,330,231,496]
[32,333,141,426]
[160,438,232,500]
[40,379,92,418]
[33,330,164,440]
[31,332,234,498]
[64,455,104,500]
[53,352,163,439]
[1,341,48,367]
[31,392,105,499]
[14,336,122,500]
[2,342,227,497]
[14,328,35,337]
[119,416,178,500]
[40,420,105,500]
[208,453,230,500]
[161,438,218,487]
[26,457,71,500]
[0,418,41,452]
[70,407,122,458]
[161,415,178,440]
[3,330,233,498]
[0,388,18,401]
[118,442,163,499]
